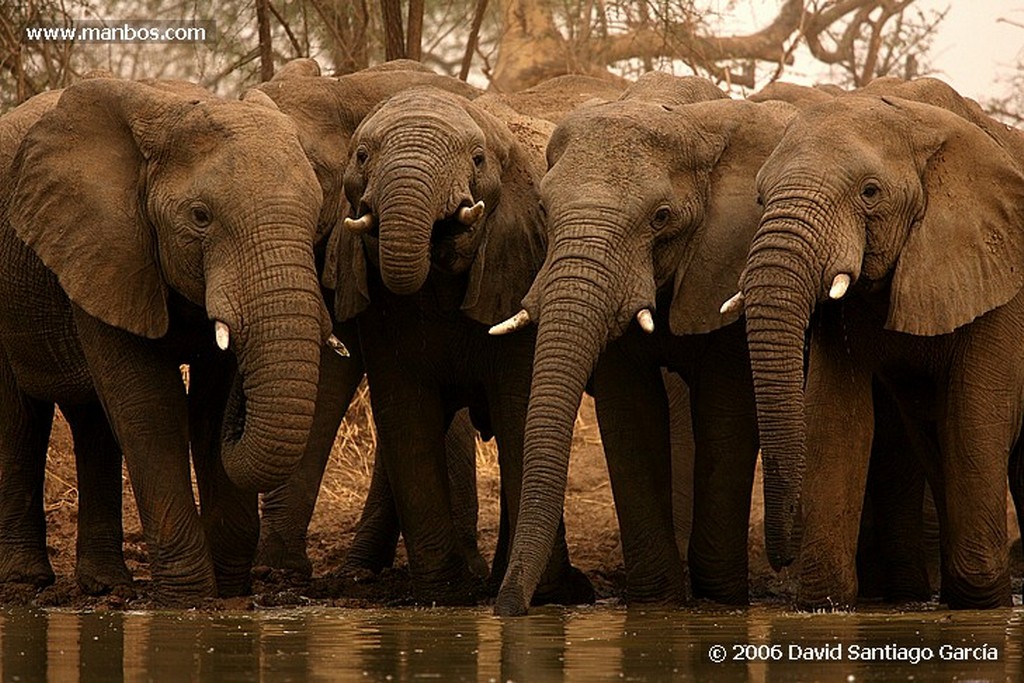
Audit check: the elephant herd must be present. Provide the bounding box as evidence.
[0,59,1022,616]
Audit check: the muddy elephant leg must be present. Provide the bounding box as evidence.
[369,376,474,601]
[592,341,685,604]
[189,350,258,597]
[343,449,400,576]
[855,380,931,603]
[61,401,132,595]
[344,408,481,578]
[74,310,216,603]
[686,330,759,605]
[445,410,484,578]
[936,371,1013,609]
[0,350,55,588]
[796,330,874,610]
[258,328,365,578]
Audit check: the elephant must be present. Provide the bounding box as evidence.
[249,61,490,582]
[325,84,593,604]
[739,85,1024,609]
[491,78,797,615]
[0,77,329,604]
[475,73,626,123]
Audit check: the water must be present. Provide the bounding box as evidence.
[0,605,1021,682]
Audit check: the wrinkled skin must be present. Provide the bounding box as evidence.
[251,61,490,580]
[329,86,591,605]
[742,88,1024,610]
[0,79,327,605]
[493,78,795,615]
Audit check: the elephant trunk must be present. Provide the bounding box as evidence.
[496,223,622,616]
[375,151,444,295]
[217,220,325,493]
[741,214,822,570]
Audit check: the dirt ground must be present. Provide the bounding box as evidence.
[8,386,1022,610]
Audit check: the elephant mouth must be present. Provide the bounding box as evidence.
[430,210,477,273]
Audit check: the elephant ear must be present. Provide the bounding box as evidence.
[8,78,189,338]
[669,100,796,335]
[887,98,1024,335]
[324,213,372,322]
[460,104,549,325]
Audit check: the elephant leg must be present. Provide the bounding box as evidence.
[74,310,216,603]
[444,409,485,579]
[343,408,480,578]
[797,332,874,610]
[372,384,473,601]
[258,333,365,578]
[855,381,931,603]
[936,374,1013,608]
[189,350,257,598]
[0,351,55,588]
[489,482,512,589]
[1011,435,1024,602]
[663,371,695,566]
[687,339,759,605]
[342,448,400,576]
[61,401,132,595]
[592,344,685,604]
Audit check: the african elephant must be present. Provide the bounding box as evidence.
[0,78,328,604]
[327,85,592,604]
[250,61,489,581]
[740,86,1024,609]
[492,78,796,615]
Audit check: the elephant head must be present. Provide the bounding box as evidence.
[327,85,546,323]
[253,65,481,247]
[740,94,1024,569]
[7,78,329,492]
[491,93,795,615]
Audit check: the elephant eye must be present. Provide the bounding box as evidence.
[355,147,369,166]
[472,150,485,168]
[190,204,212,228]
[861,182,881,201]
[652,206,671,229]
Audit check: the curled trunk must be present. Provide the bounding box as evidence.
[219,229,325,493]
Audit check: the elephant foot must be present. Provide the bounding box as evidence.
[75,553,132,596]
[532,565,595,607]
[0,546,55,589]
[255,530,314,580]
[148,565,219,607]
[215,570,253,598]
[941,573,1011,610]
[690,574,746,606]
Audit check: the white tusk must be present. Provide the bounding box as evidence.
[636,309,655,333]
[457,200,485,225]
[326,334,350,357]
[829,273,851,300]
[214,320,230,351]
[720,291,745,315]
[343,213,376,234]
[488,309,531,336]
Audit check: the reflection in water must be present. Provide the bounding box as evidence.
[0,606,1021,681]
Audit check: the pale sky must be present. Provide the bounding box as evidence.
[720,0,1024,102]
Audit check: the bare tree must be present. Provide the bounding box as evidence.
[485,0,946,92]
